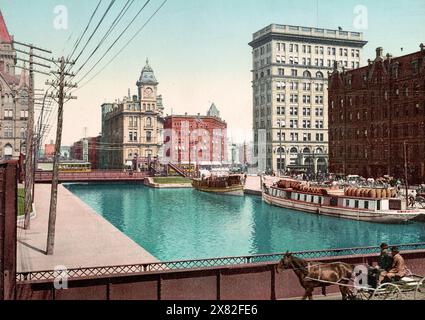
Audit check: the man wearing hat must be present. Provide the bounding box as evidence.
[379,246,408,285]
[368,243,393,288]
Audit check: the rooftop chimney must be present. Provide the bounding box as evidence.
[376,47,384,58]
[420,43,424,52]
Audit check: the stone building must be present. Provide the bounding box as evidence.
[328,45,425,184]
[99,60,164,169]
[249,24,367,174]
[0,11,29,160]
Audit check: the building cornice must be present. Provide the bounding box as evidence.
[249,33,368,49]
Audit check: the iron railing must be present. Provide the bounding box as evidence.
[16,242,425,282]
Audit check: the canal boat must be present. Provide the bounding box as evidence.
[192,174,244,196]
[262,179,422,224]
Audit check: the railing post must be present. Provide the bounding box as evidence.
[270,265,276,300]
[216,270,221,301]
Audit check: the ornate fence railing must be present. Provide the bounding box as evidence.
[17,242,425,282]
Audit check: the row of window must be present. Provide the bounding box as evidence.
[255,68,326,80]
[332,82,424,109]
[274,43,360,57]
[272,56,360,69]
[282,132,325,142]
[2,127,26,138]
[3,110,28,119]
[128,117,154,127]
[330,121,425,141]
[128,149,154,158]
[128,131,153,143]
[276,106,324,117]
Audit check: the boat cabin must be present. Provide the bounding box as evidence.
[266,186,405,212]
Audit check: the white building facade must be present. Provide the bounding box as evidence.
[249,24,367,174]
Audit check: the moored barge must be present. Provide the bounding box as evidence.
[263,179,421,224]
[192,175,244,196]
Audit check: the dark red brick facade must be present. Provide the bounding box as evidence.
[164,115,227,164]
[328,45,425,184]
[70,137,98,169]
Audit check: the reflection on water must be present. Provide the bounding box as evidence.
[65,183,425,261]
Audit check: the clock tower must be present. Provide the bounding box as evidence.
[137,58,159,111]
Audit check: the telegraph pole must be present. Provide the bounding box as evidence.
[33,90,52,200]
[24,47,34,230]
[14,41,52,230]
[46,57,77,255]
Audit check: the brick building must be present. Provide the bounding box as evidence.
[44,141,55,159]
[70,137,99,169]
[328,45,425,184]
[163,104,227,166]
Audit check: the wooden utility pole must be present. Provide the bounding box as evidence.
[23,47,34,230]
[13,41,52,230]
[45,57,77,255]
[33,90,52,200]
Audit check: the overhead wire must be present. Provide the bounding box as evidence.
[69,0,168,94]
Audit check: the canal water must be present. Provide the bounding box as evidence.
[65,183,425,261]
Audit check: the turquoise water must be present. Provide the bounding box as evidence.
[65,183,425,261]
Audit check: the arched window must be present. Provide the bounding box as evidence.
[276,147,285,154]
[146,117,152,127]
[316,71,324,78]
[303,70,311,78]
[303,147,311,154]
[316,147,324,154]
[4,144,13,158]
[290,147,298,154]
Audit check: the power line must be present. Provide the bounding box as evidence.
[67,0,103,61]
[71,0,136,79]
[70,0,152,89]
[71,0,117,66]
[71,0,168,93]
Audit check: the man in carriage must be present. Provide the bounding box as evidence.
[368,243,393,288]
[378,246,408,285]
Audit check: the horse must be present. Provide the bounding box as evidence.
[276,252,355,300]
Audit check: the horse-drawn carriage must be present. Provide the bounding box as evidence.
[277,252,425,300]
[353,271,425,300]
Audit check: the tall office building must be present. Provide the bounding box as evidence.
[249,24,367,173]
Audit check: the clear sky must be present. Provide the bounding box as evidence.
[1,0,425,145]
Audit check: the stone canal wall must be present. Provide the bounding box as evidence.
[16,249,425,300]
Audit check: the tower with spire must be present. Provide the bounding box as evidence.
[99,58,165,169]
[0,10,29,160]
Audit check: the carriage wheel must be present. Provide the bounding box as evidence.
[353,289,372,300]
[414,278,425,300]
[371,283,403,300]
